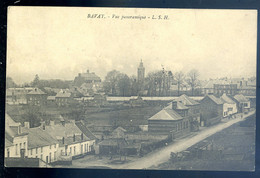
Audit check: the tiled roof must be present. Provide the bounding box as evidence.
[220,93,236,104]
[22,127,58,149]
[44,122,92,146]
[5,114,20,127]
[5,137,13,147]
[165,102,189,110]
[206,95,224,105]
[75,121,97,140]
[99,138,128,146]
[47,96,56,100]
[148,108,182,121]
[44,123,82,137]
[234,94,249,102]
[79,72,101,81]
[55,91,71,98]
[113,127,127,133]
[27,88,46,95]
[176,94,200,106]
[202,80,230,88]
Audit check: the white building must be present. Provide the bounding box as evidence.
[233,94,251,112]
[22,126,59,164]
[44,120,96,159]
[5,114,28,158]
[220,93,238,117]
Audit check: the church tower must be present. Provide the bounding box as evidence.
[137,59,145,82]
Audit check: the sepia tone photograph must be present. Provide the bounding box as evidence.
[5,7,257,171]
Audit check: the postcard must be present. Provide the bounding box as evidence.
[5,7,257,171]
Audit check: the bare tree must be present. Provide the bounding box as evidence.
[174,71,185,96]
[103,70,121,95]
[186,69,200,96]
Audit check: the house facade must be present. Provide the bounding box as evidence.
[220,93,237,117]
[22,126,59,164]
[55,90,72,107]
[6,87,34,105]
[175,94,201,131]
[200,95,223,126]
[233,94,251,113]
[5,114,28,158]
[44,121,96,159]
[26,88,47,106]
[213,84,238,96]
[74,70,101,87]
[148,101,190,138]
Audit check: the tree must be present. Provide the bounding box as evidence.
[31,74,40,87]
[22,105,41,128]
[6,77,17,88]
[130,76,138,96]
[174,71,185,96]
[117,74,131,96]
[103,70,121,95]
[186,69,200,96]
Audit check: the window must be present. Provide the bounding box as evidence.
[70,147,72,154]
[36,148,38,154]
[36,156,38,158]
[244,103,248,107]
[41,147,43,153]
[40,154,43,160]
[23,142,26,149]
[19,143,22,151]
[74,146,76,155]
[54,144,56,149]
[54,151,56,160]
[49,153,52,162]
[31,149,33,155]
[228,108,233,112]
[15,144,18,155]
[7,148,10,157]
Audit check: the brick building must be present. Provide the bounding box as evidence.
[26,88,47,106]
[174,94,201,131]
[200,95,223,126]
[148,101,190,138]
[213,84,238,96]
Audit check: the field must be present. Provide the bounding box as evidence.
[84,106,163,126]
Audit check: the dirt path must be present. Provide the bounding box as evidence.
[113,110,255,169]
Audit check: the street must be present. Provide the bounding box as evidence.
[115,110,255,169]
[67,110,255,169]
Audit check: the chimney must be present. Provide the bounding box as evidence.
[24,122,30,128]
[40,121,46,130]
[172,101,177,110]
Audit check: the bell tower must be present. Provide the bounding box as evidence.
[137,59,145,82]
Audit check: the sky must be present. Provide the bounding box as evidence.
[6,7,257,84]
